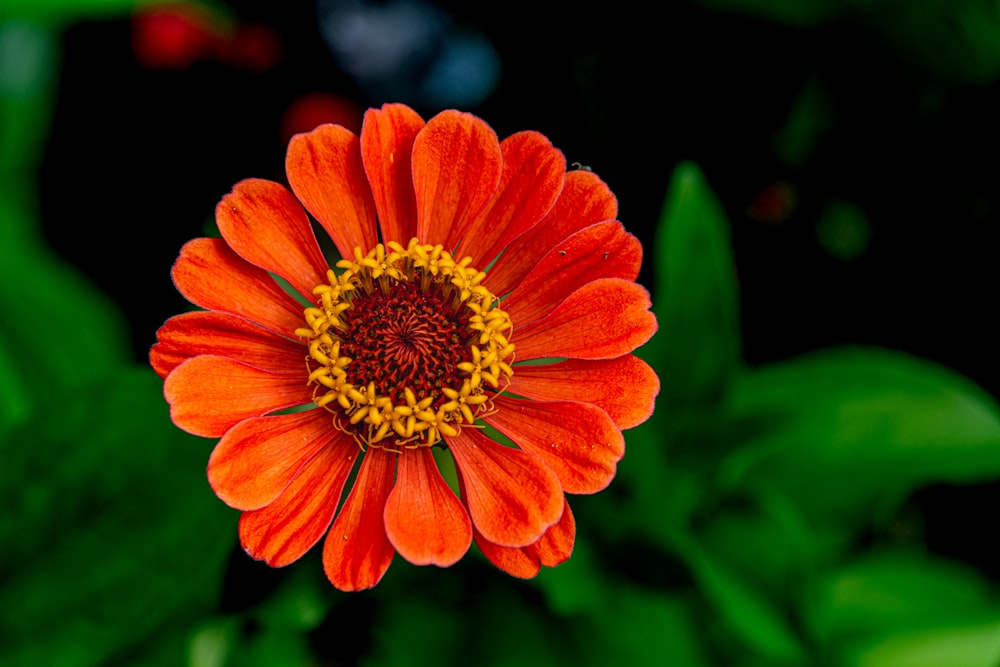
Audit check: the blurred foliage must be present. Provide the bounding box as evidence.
[2,2,1000,666]
[692,0,1000,84]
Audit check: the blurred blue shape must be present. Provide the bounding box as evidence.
[317,0,500,109]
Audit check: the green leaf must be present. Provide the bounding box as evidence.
[672,530,805,664]
[806,550,1000,667]
[720,347,1000,526]
[0,367,234,667]
[652,161,741,408]
[847,619,1000,667]
[807,550,1000,644]
[0,196,130,435]
[573,585,710,667]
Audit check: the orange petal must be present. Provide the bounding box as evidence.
[473,528,541,579]
[514,278,657,361]
[412,110,502,247]
[360,103,425,244]
[164,355,311,437]
[172,237,304,337]
[509,355,659,430]
[151,311,305,379]
[208,409,338,511]
[528,497,576,567]
[322,447,397,591]
[487,397,624,494]
[384,447,471,567]
[473,498,575,578]
[447,427,563,548]
[504,221,643,325]
[286,124,378,258]
[239,433,359,567]
[487,169,618,296]
[455,131,565,267]
[216,178,330,301]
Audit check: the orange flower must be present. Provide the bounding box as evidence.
[151,103,658,591]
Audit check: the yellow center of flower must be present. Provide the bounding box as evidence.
[296,238,515,449]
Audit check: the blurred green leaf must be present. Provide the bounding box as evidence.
[815,198,872,261]
[254,565,335,634]
[0,0,139,22]
[771,77,833,168]
[532,534,608,616]
[806,550,1000,667]
[0,367,234,667]
[698,487,850,600]
[673,531,805,664]
[720,347,1000,526]
[808,550,1000,644]
[226,627,314,667]
[573,585,710,667]
[363,593,464,667]
[653,161,742,408]
[847,619,1000,667]
[0,202,130,434]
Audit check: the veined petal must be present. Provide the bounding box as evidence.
[384,447,471,567]
[412,110,502,247]
[151,311,304,379]
[514,278,657,361]
[447,428,563,548]
[164,355,311,437]
[360,103,425,244]
[216,178,330,301]
[504,221,642,325]
[239,434,358,567]
[323,447,397,592]
[486,397,625,494]
[172,237,304,338]
[528,497,575,567]
[487,169,618,296]
[473,528,540,579]
[473,498,575,578]
[509,355,659,429]
[456,131,565,268]
[208,409,339,511]
[287,123,378,258]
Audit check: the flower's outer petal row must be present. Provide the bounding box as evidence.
[474,498,576,578]
[287,124,379,258]
[412,110,502,247]
[360,103,425,244]
[448,427,563,548]
[172,238,304,338]
[456,131,565,268]
[384,447,471,567]
[164,355,311,438]
[239,434,358,567]
[323,447,397,591]
[504,220,642,326]
[530,498,576,567]
[216,178,330,302]
[151,311,304,379]
[487,397,624,494]
[510,355,659,430]
[208,410,338,511]
[487,169,619,296]
[515,278,657,361]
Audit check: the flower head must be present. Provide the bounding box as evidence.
[151,103,658,591]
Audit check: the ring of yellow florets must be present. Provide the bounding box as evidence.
[295,238,515,450]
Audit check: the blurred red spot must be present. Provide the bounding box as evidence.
[747,181,797,224]
[132,4,222,69]
[280,93,363,143]
[132,3,281,72]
